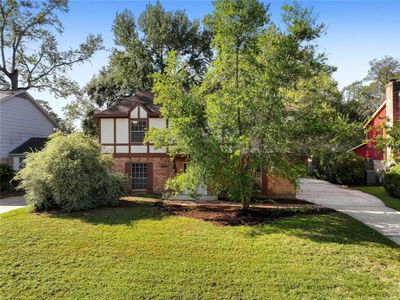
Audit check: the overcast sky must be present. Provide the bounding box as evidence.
[28,0,400,116]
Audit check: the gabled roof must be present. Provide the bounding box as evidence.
[94,89,161,117]
[0,89,57,127]
[0,90,22,100]
[9,137,48,155]
[348,142,367,152]
[363,101,386,129]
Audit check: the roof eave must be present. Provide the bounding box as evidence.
[363,101,386,129]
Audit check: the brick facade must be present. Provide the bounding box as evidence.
[262,176,296,199]
[113,154,295,198]
[112,155,177,194]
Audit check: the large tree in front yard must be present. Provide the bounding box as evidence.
[0,0,103,97]
[147,0,338,209]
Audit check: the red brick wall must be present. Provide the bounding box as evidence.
[112,156,176,194]
[112,156,295,198]
[262,175,296,199]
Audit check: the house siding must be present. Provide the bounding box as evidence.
[0,95,54,161]
[353,80,400,161]
[354,105,386,160]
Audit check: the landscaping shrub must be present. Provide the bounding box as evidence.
[15,132,127,211]
[383,165,400,198]
[312,151,365,185]
[0,163,14,192]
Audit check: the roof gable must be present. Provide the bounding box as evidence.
[94,89,160,117]
[0,89,57,127]
[363,102,386,129]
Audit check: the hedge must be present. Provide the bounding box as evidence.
[312,151,365,185]
[384,165,400,198]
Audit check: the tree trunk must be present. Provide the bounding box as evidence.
[10,70,19,90]
[235,44,241,135]
[241,195,250,211]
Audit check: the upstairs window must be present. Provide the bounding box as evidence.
[131,119,147,143]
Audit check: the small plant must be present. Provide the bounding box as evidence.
[383,164,400,198]
[15,132,127,211]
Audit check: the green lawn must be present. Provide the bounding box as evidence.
[352,186,400,211]
[1,202,399,299]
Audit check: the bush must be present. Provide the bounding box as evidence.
[0,163,14,192]
[383,165,400,198]
[312,151,365,185]
[15,132,127,211]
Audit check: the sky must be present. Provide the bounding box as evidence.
[28,0,400,116]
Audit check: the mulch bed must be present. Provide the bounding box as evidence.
[158,200,332,226]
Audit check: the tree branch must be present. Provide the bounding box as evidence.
[30,56,89,84]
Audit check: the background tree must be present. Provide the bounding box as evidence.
[339,56,400,122]
[286,73,363,154]
[147,0,337,209]
[0,0,103,97]
[36,99,74,133]
[68,1,213,134]
[93,1,212,103]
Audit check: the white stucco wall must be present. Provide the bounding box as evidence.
[0,95,54,160]
[100,118,114,144]
[116,145,129,153]
[130,107,138,118]
[116,118,129,143]
[131,145,147,153]
[149,118,166,129]
[139,106,147,118]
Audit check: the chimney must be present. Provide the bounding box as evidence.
[385,79,400,161]
[385,79,400,126]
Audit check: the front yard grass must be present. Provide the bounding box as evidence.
[1,201,399,299]
[352,186,400,211]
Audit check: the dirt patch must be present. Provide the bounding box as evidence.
[159,203,332,226]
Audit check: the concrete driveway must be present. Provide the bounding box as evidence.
[298,178,400,245]
[0,196,26,214]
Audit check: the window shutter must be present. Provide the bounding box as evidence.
[125,162,132,191]
[147,162,153,194]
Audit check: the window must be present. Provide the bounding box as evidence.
[131,119,147,143]
[253,170,262,192]
[132,163,148,190]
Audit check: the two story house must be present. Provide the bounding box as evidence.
[94,89,295,199]
[0,90,56,171]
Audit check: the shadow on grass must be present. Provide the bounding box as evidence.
[47,200,166,226]
[246,212,399,248]
[46,200,398,248]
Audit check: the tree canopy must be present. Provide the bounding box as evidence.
[0,0,103,97]
[146,0,345,208]
[88,1,213,107]
[67,1,213,135]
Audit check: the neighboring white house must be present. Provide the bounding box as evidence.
[0,90,56,170]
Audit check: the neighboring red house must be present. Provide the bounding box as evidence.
[94,89,295,199]
[351,80,400,162]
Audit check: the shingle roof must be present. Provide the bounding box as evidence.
[0,89,24,101]
[9,137,48,154]
[94,89,160,117]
